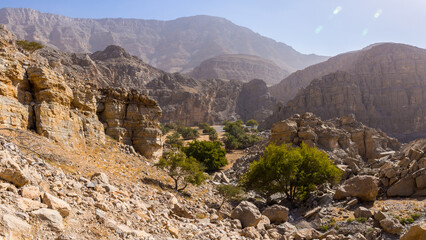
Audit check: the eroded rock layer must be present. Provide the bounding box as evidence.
[0,25,161,158]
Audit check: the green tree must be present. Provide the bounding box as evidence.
[16,40,44,52]
[242,143,341,202]
[177,125,199,140]
[156,150,208,191]
[183,140,227,172]
[216,184,245,210]
[245,119,258,127]
[161,123,176,135]
[223,120,260,150]
[209,131,218,141]
[165,132,184,148]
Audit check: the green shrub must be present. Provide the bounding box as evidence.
[245,119,258,127]
[347,218,354,223]
[165,132,184,148]
[411,213,421,220]
[177,125,199,140]
[242,143,341,202]
[355,217,367,223]
[16,40,44,52]
[209,131,218,141]
[155,150,208,191]
[183,140,227,172]
[223,120,260,150]
[161,123,176,134]
[215,184,245,210]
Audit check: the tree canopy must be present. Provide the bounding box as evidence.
[183,140,227,172]
[242,142,341,201]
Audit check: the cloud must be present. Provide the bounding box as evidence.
[333,6,343,15]
[374,9,382,18]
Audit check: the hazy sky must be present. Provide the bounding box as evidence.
[1,0,425,56]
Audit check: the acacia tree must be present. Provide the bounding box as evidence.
[156,150,208,191]
[242,142,341,202]
[183,140,227,172]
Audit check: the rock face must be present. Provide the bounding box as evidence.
[0,25,161,158]
[334,175,379,201]
[270,113,401,160]
[189,54,289,85]
[0,8,327,73]
[267,43,426,141]
[235,79,277,122]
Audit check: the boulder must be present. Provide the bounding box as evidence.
[262,204,289,223]
[415,173,426,189]
[334,175,378,201]
[0,214,32,238]
[373,211,387,222]
[231,201,262,228]
[380,218,404,235]
[387,177,416,197]
[42,192,71,217]
[21,185,41,200]
[400,222,426,240]
[0,151,30,187]
[354,207,372,218]
[32,208,64,231]
[90,172,109,185]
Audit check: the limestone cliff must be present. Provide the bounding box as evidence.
[0,25,162,158]
[189,54,289,85]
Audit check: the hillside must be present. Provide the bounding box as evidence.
[189,54,289,85]
[0,8,328,73]
[265,43,426,141]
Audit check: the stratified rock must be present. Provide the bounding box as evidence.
[400,222,426,240]
[262,205,289,223]
[189,54,289,85]
[334,175,379,201]
[231,201,262,228]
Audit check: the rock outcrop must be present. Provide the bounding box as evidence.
[0,25,161,158]
[266,43,426,141]
[189,54,289,85]
[0,8,327,73]
[235,79,277,122]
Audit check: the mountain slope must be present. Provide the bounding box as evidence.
[263,43,426,141]
[188,54,289,85]
[0,7,327,73]
[270,43,426,104]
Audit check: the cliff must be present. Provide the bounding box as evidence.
[0,25,162,158]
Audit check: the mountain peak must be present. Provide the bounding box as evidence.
[90,45,131,61]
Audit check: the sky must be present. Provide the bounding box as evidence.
[1,0,425,56]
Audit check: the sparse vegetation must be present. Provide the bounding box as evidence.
[223,120,260,150]
[16,40,44,52]
[183,140,227,172]
[355,217,367,223]
[215,184,245,210]
[242,142,341,202]
[411,213,421,220]
[155,149,208,191]
[165,132,184,148]
[177,125,199,140]
[161,123,176,134]
[347,218,354,223]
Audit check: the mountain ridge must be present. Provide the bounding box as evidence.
[0,7,328,73]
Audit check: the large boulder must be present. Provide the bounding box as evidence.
[262,204,289,223]
[231,201,262,228]
[0,151,30,187]
[387,177,416,197]
[400,222,426,240]
[334,175,379,201]
[31,208,64,231]
[380,218,404,235]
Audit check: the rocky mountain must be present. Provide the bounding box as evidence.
[0,8,328,73]
[189,54,290,85]
[265,43,426,141]
[0,25,162,159]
